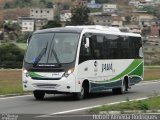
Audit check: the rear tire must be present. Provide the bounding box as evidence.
[33,91,45,100]
[112,80,127,94]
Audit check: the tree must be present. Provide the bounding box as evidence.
[4,21,21,40]
[41,20,61,29]
[125,16,131,24]
[15,0,32,7]
[69,4,93,25]
[46,1,53,8]
[139,6,160,19]
[63,4,70,10]
[0,43,24,68]
[39,0,46,4]
[4,3,11,9]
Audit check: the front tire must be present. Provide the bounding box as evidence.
[33,91,45,100]
[74,85,85,100]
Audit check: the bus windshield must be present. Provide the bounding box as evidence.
[25,33,80,64]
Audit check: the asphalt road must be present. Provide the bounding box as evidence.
[0,81,160,120]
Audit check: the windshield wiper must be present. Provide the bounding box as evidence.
[33,42,48,67]
[51,48,61,67]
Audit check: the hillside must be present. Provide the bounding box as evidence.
[0,0,14,5]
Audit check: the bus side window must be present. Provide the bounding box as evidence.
[79,36,93,64]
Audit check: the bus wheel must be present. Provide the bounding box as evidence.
[112,80,127,94]
[33,91,45,100]
[74,85,85,100]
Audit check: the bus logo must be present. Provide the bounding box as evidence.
[94,61,98,67]
[102,63,112,72]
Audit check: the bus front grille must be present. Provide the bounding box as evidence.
[32,83,59,89]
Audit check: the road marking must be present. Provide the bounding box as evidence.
[0,95,32,100]
[37,96,151,118]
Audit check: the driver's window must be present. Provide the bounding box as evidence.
[79,35,93,64]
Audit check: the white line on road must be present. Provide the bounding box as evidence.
[37,97,151,118]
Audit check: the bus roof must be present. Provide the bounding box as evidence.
[34,27,83,34]
[34,25,141,37]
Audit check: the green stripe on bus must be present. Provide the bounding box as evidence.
[93,59,143,83]
[28,72,44,78]
[129,62,143,77]
[111,59,142,80]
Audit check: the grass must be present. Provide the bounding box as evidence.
[89,96,160,114]
[15,43,27,50]
[144,67,160,81]
[0,69,24,95]
[0,67,160,95]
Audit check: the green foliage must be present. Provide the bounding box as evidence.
[137,101,149,110]
[68,4,93,25]
[15,0,32,7]
[46,1,53,8]
[63,4,70,10]
[89,96,160,114]
[39,0,46,4]
[17,32,31,43]
[41,20,62,29]
[0,43,24,68]
[4,21,21,40]
[125,16,131,24]
[4,3,11,9]
[139,6,160,19]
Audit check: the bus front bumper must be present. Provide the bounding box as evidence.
[22,74,76,93]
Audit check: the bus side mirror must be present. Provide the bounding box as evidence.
[85,38,90,48]
[139,47,143,57]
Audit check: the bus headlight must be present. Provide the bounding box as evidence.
[23,69,29,77]
[63,68,74,78]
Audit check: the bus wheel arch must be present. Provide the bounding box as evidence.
[82,79,90,95]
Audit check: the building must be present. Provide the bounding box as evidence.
[102,4,117,13]
[128,25,142,34]
[90,12,112,26]
[30,8,54,20]
[129,0,140,6]
[130,11,154,24]
[60,10,72,26]
[150,25,160,38]
[35,18,48,30]
[111,15,123,27]
[87,0,102,9]
[18,17,35,33]
[139,18,159,28]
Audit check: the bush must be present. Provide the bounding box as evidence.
[16,32,31,43]
[0,43,25,68]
